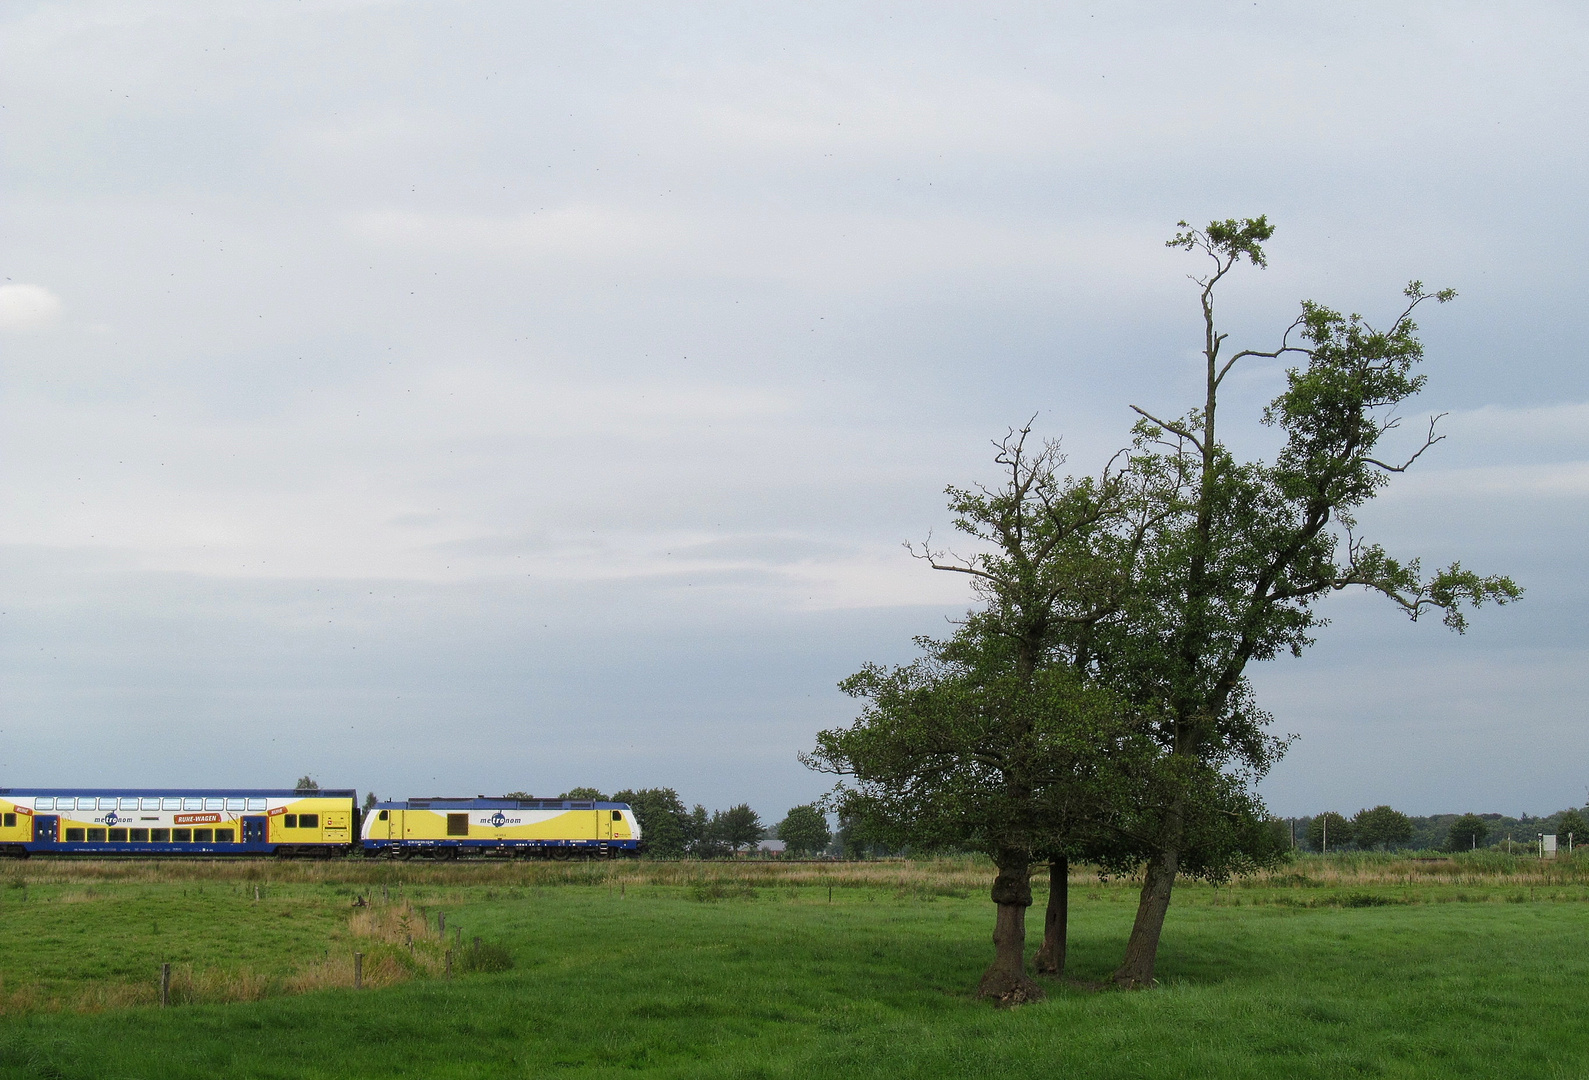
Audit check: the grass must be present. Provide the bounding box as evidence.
[1,853,1587,1078]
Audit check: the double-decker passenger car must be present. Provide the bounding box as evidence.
[0,789,358,857]
[363,797,638,859]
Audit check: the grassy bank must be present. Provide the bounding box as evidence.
[1,855,1586,1078]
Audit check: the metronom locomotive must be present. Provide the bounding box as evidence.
[362,797,640,859]
[0,788,640,859]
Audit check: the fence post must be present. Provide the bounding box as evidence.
[253,885,260,902]
[160,963,171,1007]
[438,911,445,936]
[445,950,453,981]
[354,952,364,990]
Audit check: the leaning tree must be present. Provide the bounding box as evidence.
[1100,218,1519,986]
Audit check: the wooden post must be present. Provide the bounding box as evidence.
[354,952,364,989]
[621,882,625,899]
[438,911,445,936]
[445,950,453,981]
[160,963,171,1007]
[253,885,260,901]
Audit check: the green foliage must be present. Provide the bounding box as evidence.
[557,787,607,800]
[1352,805,1414,850]
[775,804,831,856]
[1306,812,1354,852]
[362,792,378,811]
[835,810,895,859]
[294,776,319,793]
[1554,809,1589,844]
[611,788,691,858]
[1447,813,1491,851]
[716,804,765,853]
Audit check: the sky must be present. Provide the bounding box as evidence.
[2,1,1586,821]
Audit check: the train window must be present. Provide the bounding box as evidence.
[246,798,267,811]
[612,811,623,821]
[151,829,170,842]
[120,797,139,810]
[194,828,214,842]
[33,798,54,810]
[130,828,149,842]
[141,798,160,810]
[65,828,85,841]
[283,814,298,829]
[87,828,107,842]
[204,798,223,811]
[108,828,129,842]
[183,798,202,811]
[299,814,319,829]
[98,797,116,810]
[214,828,235,842]
[3,813,15,829]
[446,813,469,836]
[173,829,192,842]
[377,810,389,821]
[225,798,245,811]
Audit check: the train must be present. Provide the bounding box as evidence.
[0,788,640,859]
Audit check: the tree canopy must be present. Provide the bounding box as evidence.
[775,804,831,856]
[1352,806,1414,850]
[1446,813,1490,851]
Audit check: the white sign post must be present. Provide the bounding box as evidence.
[1542,833,1558,859]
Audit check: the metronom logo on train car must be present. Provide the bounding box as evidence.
[484,812,522,827]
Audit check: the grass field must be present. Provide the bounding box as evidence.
[2,853,1587,1078]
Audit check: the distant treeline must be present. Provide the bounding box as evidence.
[1276,805,1589,854]
[527,788,836,858]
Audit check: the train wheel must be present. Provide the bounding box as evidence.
[551,847,572,861]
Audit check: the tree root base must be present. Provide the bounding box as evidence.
[1111,972,1157,990]
[976,969,1045,1007]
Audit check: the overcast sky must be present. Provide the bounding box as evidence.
[3,1,1585,820]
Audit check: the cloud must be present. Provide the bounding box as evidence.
[0,283,63,331]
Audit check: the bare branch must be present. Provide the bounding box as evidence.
[1365,413,1447,473]
[1129,405,1205,454]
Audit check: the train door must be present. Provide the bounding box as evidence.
[33,815,58,846]
[324,811,350,845]
[242,816,267,846]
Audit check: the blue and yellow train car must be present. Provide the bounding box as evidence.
[363,797,639,859]
[0,788,358,857]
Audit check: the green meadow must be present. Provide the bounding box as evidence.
[2,854,1587,1079]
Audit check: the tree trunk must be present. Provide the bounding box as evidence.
[976,852,1044,1004]
[1114,796,1184,988]
[1033,857,1067,976]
